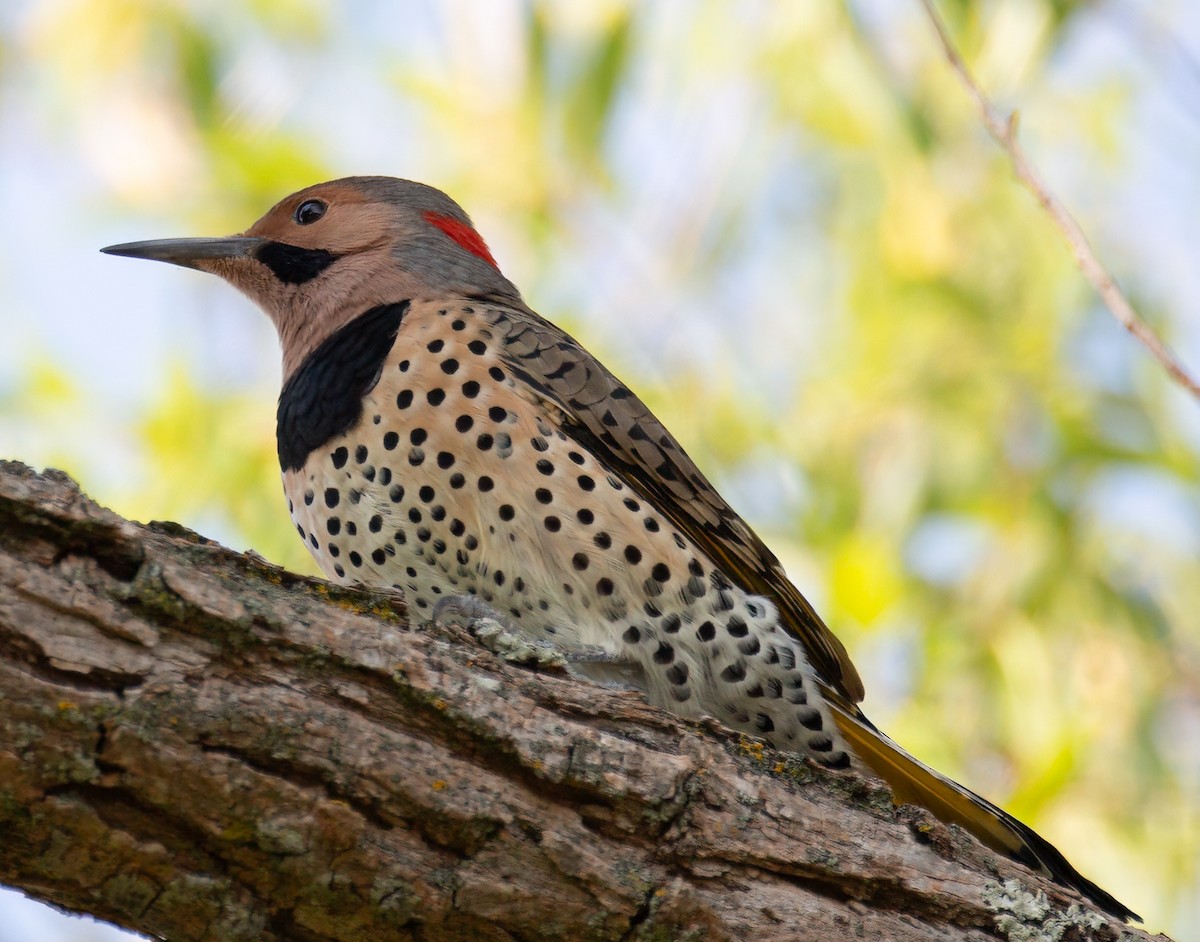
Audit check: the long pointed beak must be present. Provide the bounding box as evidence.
[100,236,265,270]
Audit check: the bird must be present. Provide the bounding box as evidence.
[102,176,1137,922]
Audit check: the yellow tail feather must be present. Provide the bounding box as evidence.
[828,699,1139,922]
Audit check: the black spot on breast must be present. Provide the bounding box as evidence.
[255,241,338,284]
[797,706,823,730]
[720,662,746,683]
[276,302,409,472]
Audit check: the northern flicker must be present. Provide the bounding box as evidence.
[102,176,1137,922]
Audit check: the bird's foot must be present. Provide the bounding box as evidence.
[431,594,567,670]
[430,595,646,691]
[563,648,649,693]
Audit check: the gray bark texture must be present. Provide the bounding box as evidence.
[0,461,1165,941]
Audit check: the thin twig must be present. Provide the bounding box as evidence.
[917,0,1200,400]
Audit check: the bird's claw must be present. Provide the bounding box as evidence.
[430,595,646,689]
[431,594,567,669]
[563,647,649,693]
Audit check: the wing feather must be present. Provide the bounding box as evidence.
[490,303,865,702]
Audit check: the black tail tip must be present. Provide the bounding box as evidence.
[1013,830,1141,923]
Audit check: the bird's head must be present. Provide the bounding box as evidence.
[102,176,521,377]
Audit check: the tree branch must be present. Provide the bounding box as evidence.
[0,461,1164,941]
[917,0,1200,401]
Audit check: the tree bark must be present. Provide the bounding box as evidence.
[0,461,1165,942]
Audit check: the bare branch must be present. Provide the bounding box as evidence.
[0,462,1163,941]
[917,0,1200,401]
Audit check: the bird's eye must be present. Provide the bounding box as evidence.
[294,199,327,225]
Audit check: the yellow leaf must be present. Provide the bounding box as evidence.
[829,532,902,626]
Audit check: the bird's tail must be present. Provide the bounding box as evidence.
[827,699,1139,923]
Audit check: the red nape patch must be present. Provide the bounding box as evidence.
[422,211,498,269]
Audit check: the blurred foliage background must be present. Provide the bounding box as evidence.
[1,1,1198,939]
